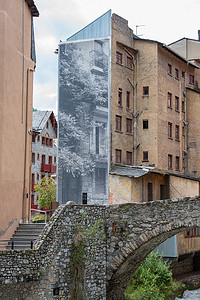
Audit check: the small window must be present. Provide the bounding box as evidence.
[175,96,179,111]
[32,173,35,183]
[175,68,179,80]
[182,71,185,78]
[175,156,180,171]
[143,151,148,161]
[189,74,194,84]
[116,115,122,131]
[126,118,132,133]
[175,125,179,141]
[116,52,122,64]
[168,154,172,169]
[148,182,153,201]
[37,173,39,181]
[42,137,45,145]
[168,64,172,75]
[182,101,185,112]
[37,135,40,142]
[118,89,122,106]
[54,156,56,164]
[32,134,35,143]
[46,138,49,146]
[82,193,87,204]
[46,121,48,129]
[168,122,172,138]
[116,149,122,163]
[37,153,39,160]
[126,91,130,109]
[127,57,133,69]
[126,151,132,165]
[143,86,149,96]
[32,152,35,164]
[49,156,52,165]
[143,120,148,130]
[49,139,53,147]
[168,92,172,108]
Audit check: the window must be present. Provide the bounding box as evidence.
[126,91,130,109]
[116,52,122,64]
[49,139,53,147]
[82,193,87,204]
[143,151,148,161]
[189,74,194,84]
[143,86,149,96]
[168,64,172,75]
[37,153,39,160]
[96,127,99,154]
[42,137,45,145]
[168,122,172,138]
[175,68,179,80]
[175,96,179,111]
[32,134,35,143]
[42,154,45,164]
[116,115,122,131]
[46,121,48,129]
[37,135,40,142]
[143,120,148,130]
[46,138,49,146]
[175,156,180,171]
[175,125,179,141]
[168,154,172,169]
[32,152,35,164]
[32,173,35,183]
[118,89,122,106]
[185,227,200,238]
[126,151,132,165]
[54,156,56,164]
[116,149,122,163]
[182,101,185,112]
[37,173,39,181]
[148,182,153,201]
[127,57,133,69]
[49,156,52,165]
[182,71,185,78]
[126,118,132,133]
[168,92,172,108]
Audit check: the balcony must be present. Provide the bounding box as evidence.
[41,163,51,172]
[51,165,56,173]
[31,204,38,210]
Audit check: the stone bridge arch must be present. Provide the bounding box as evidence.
[105,197,200,299]
[0,196,200,300]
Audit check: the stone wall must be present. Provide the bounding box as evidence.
[1,197,200,299]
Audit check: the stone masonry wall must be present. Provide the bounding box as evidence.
[0,196,200,299]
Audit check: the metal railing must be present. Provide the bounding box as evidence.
[31,208,57,223]
[0,239,35,250]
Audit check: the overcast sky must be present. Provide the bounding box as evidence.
[33,0,200,115]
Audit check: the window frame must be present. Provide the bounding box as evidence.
[168,92,172,108]
[116,51,122,64]
[168,154,173,169]
[168,64,172,76]
[175,96,179,111]
[118,88,122,106]
[143,151,149,161]
[126,118,132,134]
[175,125,180,141]
[126,151,132,165]
[127,56,133,69]
[116,149,122,163]
[32,152,35,164]
[189,74,194,85]
[116,115,122,132]
[175,68,179,80]
[126,91,130,109]
[168,122,172,139]
[143,86,149,96]
[175,156,180,171]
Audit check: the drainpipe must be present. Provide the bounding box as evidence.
[21,0,25,124]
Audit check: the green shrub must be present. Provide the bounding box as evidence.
[32,214,48,222]
[125,251,184,300]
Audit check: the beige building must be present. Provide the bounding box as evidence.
[0,0,39,240]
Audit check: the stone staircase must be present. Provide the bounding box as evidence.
[6,223,45,250]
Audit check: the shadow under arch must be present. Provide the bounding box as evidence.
[106,219,198,300]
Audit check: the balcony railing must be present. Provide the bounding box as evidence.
[51,165,56,173]
[41,163,51,172]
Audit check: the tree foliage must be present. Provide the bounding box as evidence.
[125,251,184,300]
[34,177,56,209]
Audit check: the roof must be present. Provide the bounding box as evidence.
[133,36,198,69]
[110,165,150,178]
[32,111,57,136]
[168,37,199,46]
[25,0,39,17]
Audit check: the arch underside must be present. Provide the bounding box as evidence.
[106,224,195,300]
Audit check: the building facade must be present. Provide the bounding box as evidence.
[31,111,57,208]
[0,0,39,240]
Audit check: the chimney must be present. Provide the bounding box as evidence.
[198,30,200,41]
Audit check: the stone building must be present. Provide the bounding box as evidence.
[58,10,200,260]
[0,0,39,240]
[31,111,57,208]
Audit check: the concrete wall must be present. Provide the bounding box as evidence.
[0,0,37,239]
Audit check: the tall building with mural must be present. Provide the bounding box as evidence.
[0,1,39,240]
[58,11,200,265]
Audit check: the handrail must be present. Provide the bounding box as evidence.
[31,208,57,223]
[0,239,35,250]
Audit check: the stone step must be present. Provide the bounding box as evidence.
[18,223,45,229]
[14,231,42,236]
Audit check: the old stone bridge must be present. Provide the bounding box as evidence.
[0,196,200,299]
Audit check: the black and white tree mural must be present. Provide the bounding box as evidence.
[58,39,110,204]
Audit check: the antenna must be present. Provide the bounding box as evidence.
[136,25,145,36]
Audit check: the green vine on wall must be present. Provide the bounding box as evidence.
[70,216,105,300]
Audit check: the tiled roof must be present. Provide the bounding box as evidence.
[32,111,52,132]
[110,165,150,178]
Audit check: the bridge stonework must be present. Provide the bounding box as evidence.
[0,196,200,299]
